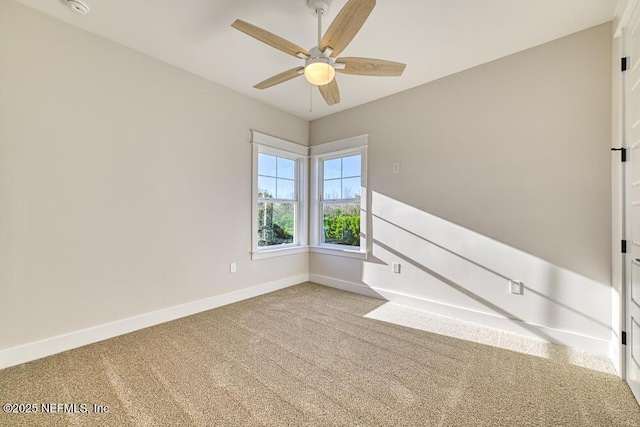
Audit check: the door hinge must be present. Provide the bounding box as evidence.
[623,331,627,345]
[622,57,629,72]
[623,240,628,253]
[612,147,627,162]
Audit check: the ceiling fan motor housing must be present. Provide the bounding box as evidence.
[308,0,331,15]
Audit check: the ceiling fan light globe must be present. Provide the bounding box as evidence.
[304,61,335,86]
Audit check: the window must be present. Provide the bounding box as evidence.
[321,154,362,246]
[310,135,367,257]
[257,153,296,247]
[252,131,308,260]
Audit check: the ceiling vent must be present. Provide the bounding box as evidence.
[65,0,90,15]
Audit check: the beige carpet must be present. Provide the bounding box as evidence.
[1,282,639,426]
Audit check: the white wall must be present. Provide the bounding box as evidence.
[0,1,308,357]
[310,23,613,354]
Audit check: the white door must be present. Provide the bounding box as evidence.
[625,0,640,403]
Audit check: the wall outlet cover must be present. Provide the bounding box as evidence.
[509,280,523,295]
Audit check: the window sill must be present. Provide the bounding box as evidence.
[251,245,309,260]
[309,246,368,260]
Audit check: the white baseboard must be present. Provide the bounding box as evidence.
[610,331,623,377]
[0,274,308,370]
[308,275,610,357]
[308,273,384,299]
[375,288,610,356]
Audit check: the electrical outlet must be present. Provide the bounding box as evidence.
[509,280,523,295]
[230,263,237,273]
[392,262,401,274]
[392,162,401,173]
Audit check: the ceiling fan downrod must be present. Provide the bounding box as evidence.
[308,0,332,46]
[317,8,323,46]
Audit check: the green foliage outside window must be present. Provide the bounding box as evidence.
[323,204,360,246]
[258,200,294,246]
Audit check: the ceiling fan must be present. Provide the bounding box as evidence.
[231,0,406,106]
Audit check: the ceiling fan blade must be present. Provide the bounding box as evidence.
[254,67,304,89]
[232,19,310,58]
[319,0,376,57]
[318,79,340,106]
[336,57,406,76]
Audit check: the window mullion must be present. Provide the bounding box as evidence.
[260,198,297,204]
[321,198,360,204]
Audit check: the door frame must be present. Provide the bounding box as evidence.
[614,0,640,385]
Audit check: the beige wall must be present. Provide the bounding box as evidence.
[0,1,308,350]
[310,23,613,352]
[0,0,615,358]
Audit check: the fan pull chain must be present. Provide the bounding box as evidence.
[310,83,313,113]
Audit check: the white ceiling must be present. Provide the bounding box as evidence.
[16,0,617,121]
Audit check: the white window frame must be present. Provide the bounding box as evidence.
[310,135,368,259]
[251,131,308,260]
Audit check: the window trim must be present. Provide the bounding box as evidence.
[251,131,308,260]
[310,135,368,258]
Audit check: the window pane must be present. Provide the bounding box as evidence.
[258,202,294,246]
[342,155,361,178]
[342,177,361,199]
[276,178,295,200]
[322,203,360,246]
[324,158,341,180]
[258,153,277,177]
[258,176,276,198]
[277,157,295,180]
[323,179,342,200]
